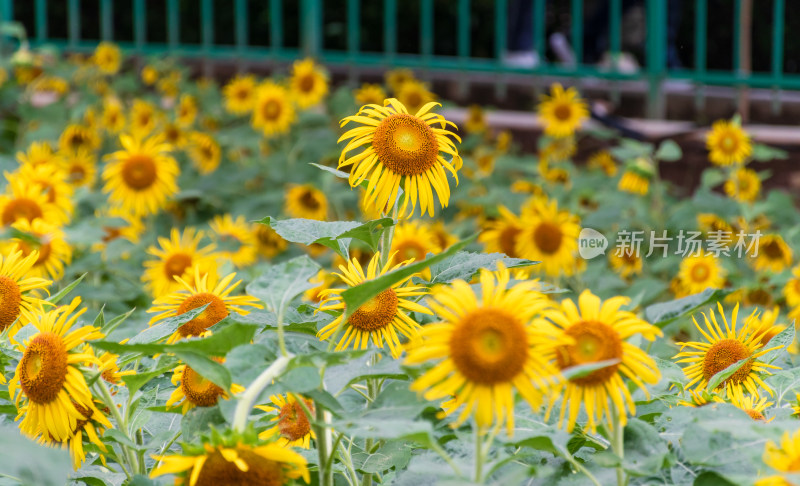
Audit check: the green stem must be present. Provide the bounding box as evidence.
[429,441,463,478]
[474,426,484,483]
[362,352,383,486]
[313,405,334,486]
[612,407,626,486]
[337,441,359,486]
[379,203,399,267]
[561,449,602,486]
[96,378,139,474]
[232,355,292,432]
[276,302,288,357]
[151,430,183,472]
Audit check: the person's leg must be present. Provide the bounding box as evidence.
[507,0,533,52]
[666,0,683,68]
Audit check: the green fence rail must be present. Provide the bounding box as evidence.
[0,0,792,118]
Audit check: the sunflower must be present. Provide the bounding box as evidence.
[516,197,580,277]
[464,105,487,135]
[587,150,617,176]
[675,254,726,297]
[289,58,328,109]
[730,392,773,421]
[677,389,718,408]
[317,252,430,358]
[496,130,512,153]
[209,214,258,268]
[251,82,296,137]
[0,176,70,227]
[783,267,800,307]
[254,224,288,259]
[537,83,589,138]
[151,441,310,486]
[390,220,442,264]
[257,394,316,448]
[60,148,97,188]
[163,121,188,148]
[673,303,784,398]
[91,207,145,254]
[177,94,198,127]
[540,135,576,163]
[697,213,733,236]
[3,219,71,280]
[40,397,111,470]
[608,250,642,279]
[753,307,787,346]
[166,361,244,414]
[142,227,219,298]
[284,184,328,221]
[102,133,179,217]
[9,297,110,445]
[385,68,415,93]
[354,83,387,106]
[618,157,655,196]
[101,97,126,134]
[706,119,752,166]
[91,42,121,74]
[0,247,51,335]
[753,234,792,273]
[186,132,222,174]
[17,142,60,169]
[58,124,100,154]
[757,429,800,486]
[148,267,262,343]
[222,75,258,115]
[396,79,435,114]
[129,100,159,136]
[338,98,462,218]
[141,65,158,85]
[724,167,761,203]
[405,266,557,434]
[473,148,496,176]
[479,205,524,258]
[430,220,458,251]
[534,290,662,433]
[8,163,75,216]
[304,270,337,303]
[85,346,135,386]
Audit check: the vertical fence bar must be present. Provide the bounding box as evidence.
[694,0,707,113]
[302,0,322,58]
[421,0,433,71]
[533,0,546,66]
[133,0,145,55]
[609,0,621,62]
[35,0,48,43]
[771,0,785,114]
[0,0,12,52]
[235,0,248,69]
[201,0,213,74]
[167,0,179,51]
[494,0,507,98]
[270,0,283,57]
[384,0,396,65]
[347,0,360,85]
[645,0,666,118]
[100,0,112,41]
[457,0,470,96]
[570,0,582,66]
[68,0,80,49]
[732,0,741,73]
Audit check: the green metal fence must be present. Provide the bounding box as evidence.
[0,0,792,118]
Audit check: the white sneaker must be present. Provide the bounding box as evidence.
[502,50,540,69]
[549,33,575,67]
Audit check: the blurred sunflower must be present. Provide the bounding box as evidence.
[304,270,337,303]
[0,247,51,334]
[386,68,415,92]
[338,98,461,218]
[430,220,458,251]
[253,224,288,259]
[251,82,296,137]
[129,100,159,136]
[756,429,800,486]
[753,307,787,346]
[9,298,107,444]
[724,167,761,202]
[60,148,97,188]
[516,197,580,277]
[706,119,751,166]
[92,41,121,74]
[209,214,258,268]
[673,303,783,398]
[142,227,219,298]
[496,130,512,153]
[608,250,642,279]
[222,75,258,115]
[289,58,328,109]
[783,266,800,307]
[101,97,126,133]
[675,254,726,297]
[141,65,158,85]
[102,133,179,217]
[17,141,60,169]
[177,94,198,127]
[317,252,430,358]
[163,121,188,148]
[148,267,262,342]
[284,184,328,221]
[390,220,441,264]
[0,176,70,227]
[4,219,71,280]
[479,205,524,258]
[151,441,310,485]
[58,124,100,153]
[474,148,496,176]
[354,83,387,106]
[536,290,661,433]
[587,150,617,176]
[396,79,435,114]
[166,361,244,413]
[257,394,316,448]
[618,158,654,196]
[10,163,74,214]
[464,105,487,135]
[406,266,557,434]
[753,234,792,273]
[540,135,576,163]
[186,132,221,174]
[697,213,734,236]
[91,207,145,254]
[730,392,773,421]
[537,83,589,138]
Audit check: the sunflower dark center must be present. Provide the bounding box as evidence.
[261,99,282,120]
[163,253,193,281]
[701,338,752,387]
[373,113,439,176]
[181,365,224,407]
[298,74,315,92]
[763,241,784,260]
[300,191,320,210]
[2,198,44,225]
[19,332,68,404]
[121,154,157,190]
[176,293,229,337]
[533,222,563,254]
[555,320,623,386]
[348,289,398,332]
[498,226,521,257]
[193,448,285,486]
[279,399,314,441]
[553,103,572,121]
[0,276,22,331]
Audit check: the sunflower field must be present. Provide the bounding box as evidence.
[1,37,800,486]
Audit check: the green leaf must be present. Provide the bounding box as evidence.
[351,440,413,474]
[751,143,788,162]
[246,255,321,313]
[644,289,729,328]
[100,307,136,336]
[310,163,353,181]
[0,423,71,486]
[654,139,682,161]
[621,419,671,476]
[174,350,232,390]
[120,364,176,395]
[125,304,210,345]
[561,359,621,381]
[257,217,393,256]
[341,234,478,317]
[47,273,86,304]
[706,357,751,392]
[761,321,795,364]
[181,406,226,442]
[428,251,538,284]
[337,217,395,250]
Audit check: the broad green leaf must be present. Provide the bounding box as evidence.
[706,357,751,392]
[126,304,209,345]
[644,289,729,328]
[351,440,413,474]
[561,359,621,381]
[47,273,86,304]
[304,388,344,415]
[337,217,395,250]
[428,251,538,284]
[120,364,176,395]
[0,423,71,486]
[654,139,682,161]
[257,216,393,256]
[174,350,232,390]
[760,321,795,364]
[181,406,226,442]
[225,344,278,386]
[751,143,788,162]
[621,419,671,476]
[246,255,321,313]
[341,234,478,317]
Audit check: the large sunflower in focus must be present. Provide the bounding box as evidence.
[406,266,557,434]
[223,75,258,115]
[3,219,71,280]
[209,214,258,268]
[289,58,328,109]
[706,119,752,166]
[534,290,662,433]
[673,303,783,398]
[251,82,296,138]
[9,298,109,444]
[148,267,262,343]
[317,252,431,358]
[537,83,589,138]
[142,227,219,298]
[284,184,328,221]
[0,247,51,335]
[338,98,462,218]
[516,197,580,277]
[102,133,179,217]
